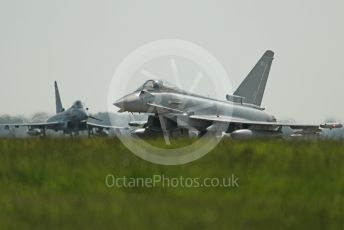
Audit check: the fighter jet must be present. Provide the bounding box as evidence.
[113,50,342,142]
[1,81,118,137]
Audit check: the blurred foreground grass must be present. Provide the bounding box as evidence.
[0,138,344,229]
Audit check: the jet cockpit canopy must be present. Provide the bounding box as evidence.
[136,80,181,93]
[72,100,84,109]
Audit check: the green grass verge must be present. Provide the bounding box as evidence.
[0,138,344,229]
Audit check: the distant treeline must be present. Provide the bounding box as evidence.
[0,113,343,138]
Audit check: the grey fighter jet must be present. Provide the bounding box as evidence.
[114,50,342,142]
[2,81,118,137]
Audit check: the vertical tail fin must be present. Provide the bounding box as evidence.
[234,50,274,106]
[54,81,64,113]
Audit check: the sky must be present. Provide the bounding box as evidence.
[0,0,343,123]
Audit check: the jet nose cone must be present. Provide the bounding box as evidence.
[113,98,125,109]
[113,93,142,112]
[113,92,146,112]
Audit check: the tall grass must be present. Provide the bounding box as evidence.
[0,138,343,229]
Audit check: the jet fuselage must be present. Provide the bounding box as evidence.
[115,91,276,124]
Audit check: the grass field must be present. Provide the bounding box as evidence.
[0,138,344,229]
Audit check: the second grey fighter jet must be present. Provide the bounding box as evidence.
[114,50,342,142]
[2,81,119,137]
